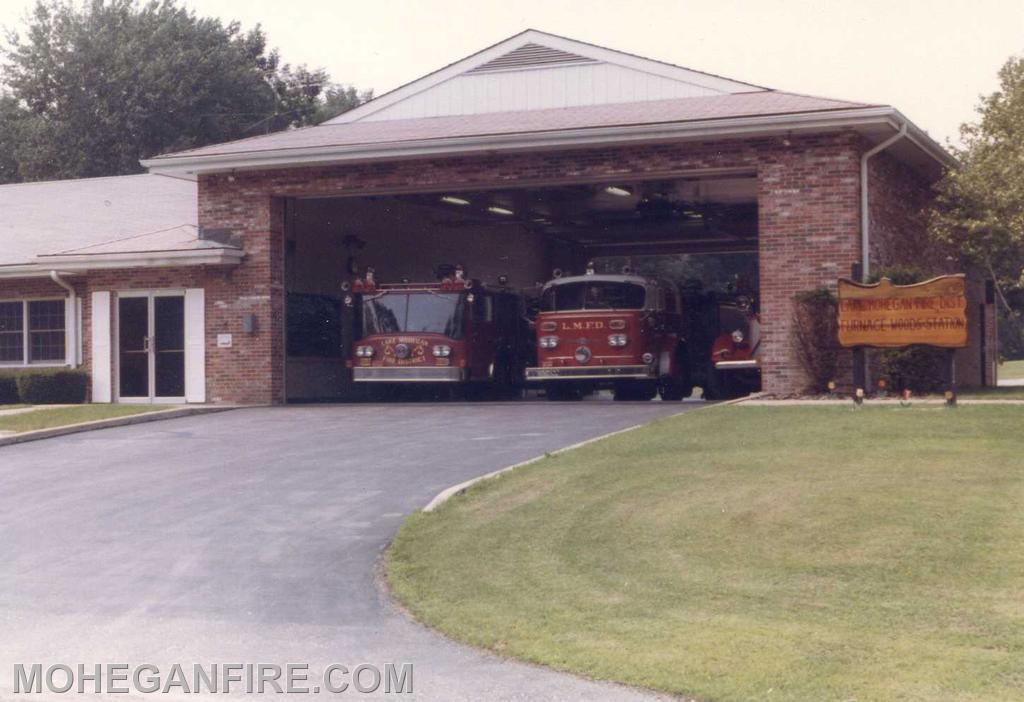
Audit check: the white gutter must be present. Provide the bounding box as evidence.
[859,122,908,281]
[0,248,244,280]
[141,107,953,176]
[49,270,79,367]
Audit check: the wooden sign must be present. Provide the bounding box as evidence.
[837,275,968,348]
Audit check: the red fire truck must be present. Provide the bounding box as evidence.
[524,268,694,401]
[344,267,530,397]
[703,295,761,399]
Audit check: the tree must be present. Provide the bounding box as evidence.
[316,84,374,123]
[930,54,1024,353]
[0,93,26,182]
[1,0,370,182]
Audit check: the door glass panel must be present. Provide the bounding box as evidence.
[118,297,149,397]
[154,296,185,398]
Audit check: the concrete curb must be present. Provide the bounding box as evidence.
[0,405,241,448]
[422,398,743,512]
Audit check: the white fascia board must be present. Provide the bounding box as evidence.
[143,107,950,176]
[0,249,243,278]
[893,109,956,168]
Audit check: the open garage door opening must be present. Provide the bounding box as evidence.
[283,174,760,402]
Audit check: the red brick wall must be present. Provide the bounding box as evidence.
[196,132,886,400]
[5,130,947,403]
[0,266,252,403]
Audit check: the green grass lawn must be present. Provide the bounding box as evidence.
[387,406,1024,701]
[0,404,164,433]
[999,359,1024,381]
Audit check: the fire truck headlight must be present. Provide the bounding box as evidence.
[539,336,559,349]
[608,334,628,347]
[642,352,655,364]
[432,345,452,357]
[356,345,374,358]
[731,329,745,343]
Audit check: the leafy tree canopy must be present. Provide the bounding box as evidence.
[931,55,1024,296]
[0,0,371,182]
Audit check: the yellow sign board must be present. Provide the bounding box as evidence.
[837,275,968,348]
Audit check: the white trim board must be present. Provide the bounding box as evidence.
[90,291,112,403]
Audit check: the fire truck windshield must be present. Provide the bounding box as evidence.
[362,292,467,338]
[541,282,646,311]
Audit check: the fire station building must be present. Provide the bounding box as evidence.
[0,30,997,403]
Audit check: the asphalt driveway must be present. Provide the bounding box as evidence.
[0,402,699,700]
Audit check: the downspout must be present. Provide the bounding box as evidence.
[49,270,78,367]
[857,122,908,388]
[860,122,908,281]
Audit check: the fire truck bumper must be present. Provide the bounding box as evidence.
[714,359,761,371]
[525,365,657,381]
[353,367,468,382]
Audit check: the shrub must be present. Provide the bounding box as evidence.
[869,267,949,393]
[0,375,18,404]
[11,369,89,404]
[876,346,948,393]
[792,288,841,393]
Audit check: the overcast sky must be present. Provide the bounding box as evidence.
[1,0,1022,146]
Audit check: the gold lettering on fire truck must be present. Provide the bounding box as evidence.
[380,336,430,366]
[560,320,606,331]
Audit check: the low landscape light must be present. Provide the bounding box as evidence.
[441,196,471,206]
[487,205,514,216]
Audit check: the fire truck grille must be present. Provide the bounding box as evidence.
[525,365,656,381]
[353,367,467,382]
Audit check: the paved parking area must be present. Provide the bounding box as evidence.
[0,402,699,700]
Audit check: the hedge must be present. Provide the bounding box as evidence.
[0,368,89,404]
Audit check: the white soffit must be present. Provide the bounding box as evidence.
[330,29,763,124]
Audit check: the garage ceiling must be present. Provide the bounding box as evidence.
[389,176,758,254]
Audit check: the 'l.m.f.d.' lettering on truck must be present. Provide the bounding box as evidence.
[524,269,693,401]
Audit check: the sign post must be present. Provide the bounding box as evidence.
[837,275,968,399]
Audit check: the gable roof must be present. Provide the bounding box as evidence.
[0,174,241,278]
[150,91,871,163]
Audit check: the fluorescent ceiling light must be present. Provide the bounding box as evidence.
[441,196,470,206]
[604,186,632,197]
[487,206,514,216]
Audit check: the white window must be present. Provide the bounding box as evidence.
[0,299,66,365]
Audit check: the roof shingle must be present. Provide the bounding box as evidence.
[153,91,875,162]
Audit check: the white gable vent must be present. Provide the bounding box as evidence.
[467,43,598,74]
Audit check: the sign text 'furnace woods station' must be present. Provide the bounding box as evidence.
[837,275,969,349]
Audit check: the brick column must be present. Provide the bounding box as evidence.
[757,134,861,396]
[198,178,285,404]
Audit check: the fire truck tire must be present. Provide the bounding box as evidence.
[659,346,693,401]
[703,368,745,401]
[545,385,584,401]
[613,382,658,401]
[658,382,691,401]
